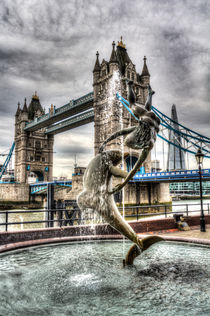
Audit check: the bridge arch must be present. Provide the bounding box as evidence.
[125,155,145,174]
[28,171,44,184]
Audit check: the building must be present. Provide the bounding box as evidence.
[93,38,170,204]
[14,93,54,183]
[170,182,210,196]
[93,37,151,175]
[167,104,186,170]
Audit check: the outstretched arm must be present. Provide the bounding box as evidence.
[109,145,153,194]
[99,126,135,153]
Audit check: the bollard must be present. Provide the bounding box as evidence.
[5,210,8,232]
[164,205,167,218]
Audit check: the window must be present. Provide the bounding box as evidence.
[42,157,45,162]
[35,141,41,149]
[131,72,134,81]
[35,156,40,161]
[30,156,33,161]
[127,71,130,79]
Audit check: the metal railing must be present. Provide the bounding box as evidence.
[119,202,210,220]
[0,203,209,232]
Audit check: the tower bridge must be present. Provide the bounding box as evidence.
[1,37,210,204]
[24,92,94,133]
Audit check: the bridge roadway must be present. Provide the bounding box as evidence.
[133,169,210,183]
[30,180,72,194]
[45,109,94,135]
[24,92,94,133]
[30,169,210,194]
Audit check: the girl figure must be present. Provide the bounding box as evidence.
[99,82,160,194]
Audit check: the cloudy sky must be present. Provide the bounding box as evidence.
[0,0,210,177]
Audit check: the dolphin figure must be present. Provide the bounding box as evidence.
[77,150,163,264]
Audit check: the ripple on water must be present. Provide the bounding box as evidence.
[0,241,210,316]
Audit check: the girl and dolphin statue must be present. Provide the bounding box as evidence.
[77,81,163,265]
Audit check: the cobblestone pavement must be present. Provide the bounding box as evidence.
[160,224,210,239]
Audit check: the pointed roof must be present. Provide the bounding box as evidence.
[28,92,44,120]
[109,41,118,63]
[15,102,21,116]
[22,98,28,112]
[116,37,132,75]
[167,104,186,170]
[93,51,101,72]
[141,56,150,76]
[171,104,178,122]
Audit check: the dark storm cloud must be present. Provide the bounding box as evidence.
[0,0,209,175]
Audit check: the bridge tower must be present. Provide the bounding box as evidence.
[14,93,54,183]
[93,38,170,204]
[93,38,151,172]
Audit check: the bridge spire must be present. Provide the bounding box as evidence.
[15,102,21,116]
[109,41,118,63]
[93,51,101,72]
[117,36,126,49]
[22,98,28,112]
[141,56,150,77]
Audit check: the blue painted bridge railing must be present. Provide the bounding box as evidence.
[133,169,210,182]
[30,180,72,194]
[29,169,210,195]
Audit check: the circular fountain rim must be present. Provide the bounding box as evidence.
[1,233,210,255]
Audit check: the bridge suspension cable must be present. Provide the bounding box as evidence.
[0,142,15,180]
[116,92,210,158]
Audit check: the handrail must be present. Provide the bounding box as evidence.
[0,203,209,232]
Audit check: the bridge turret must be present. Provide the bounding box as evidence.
[93,38,151,158]
[22,98,28,112]
[93,51,101,84]
[109,41,119,74]
[140,56,150,85]
[28,92,44,121]
[15,102,21,118]
[14,93,54,184]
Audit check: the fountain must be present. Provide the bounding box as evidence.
[1,75,210,316]
[1,240,210,315]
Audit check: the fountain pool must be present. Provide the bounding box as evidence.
[0,240,210,316]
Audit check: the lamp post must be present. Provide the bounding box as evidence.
[195,148,205,232]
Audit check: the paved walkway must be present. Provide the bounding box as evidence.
[159,224,210,240]
[137,224,210,246]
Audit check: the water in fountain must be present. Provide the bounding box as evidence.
[107,69,127,254]
[1,240,210,316]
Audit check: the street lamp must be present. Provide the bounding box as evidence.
[195,148,205,232]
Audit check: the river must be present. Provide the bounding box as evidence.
[0,198,209,232]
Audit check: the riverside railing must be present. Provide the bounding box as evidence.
[0,203,210,232]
